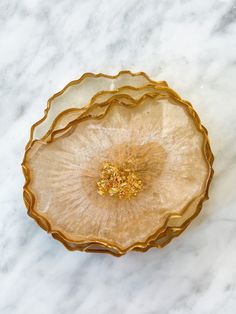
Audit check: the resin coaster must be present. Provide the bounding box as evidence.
[22,71,214,256]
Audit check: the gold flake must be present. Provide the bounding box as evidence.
[97,161,143,199]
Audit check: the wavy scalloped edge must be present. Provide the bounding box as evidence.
[22,74,214,256]
[26,70,168,150]
[41,82,180,140]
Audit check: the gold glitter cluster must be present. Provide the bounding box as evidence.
[97,161,143,199]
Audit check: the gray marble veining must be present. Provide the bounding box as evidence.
[1,0,236,313]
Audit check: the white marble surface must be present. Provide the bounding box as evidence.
[1,0,236,313]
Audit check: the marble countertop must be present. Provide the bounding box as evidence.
[1,0,236,313]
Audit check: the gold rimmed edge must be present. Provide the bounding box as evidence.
[26,70,168,150]
[40,83,176,143]
[40,86,184,144]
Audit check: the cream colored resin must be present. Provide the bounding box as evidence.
[27,97,209,250]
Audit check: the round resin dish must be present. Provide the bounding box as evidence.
[22,71,214,256]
